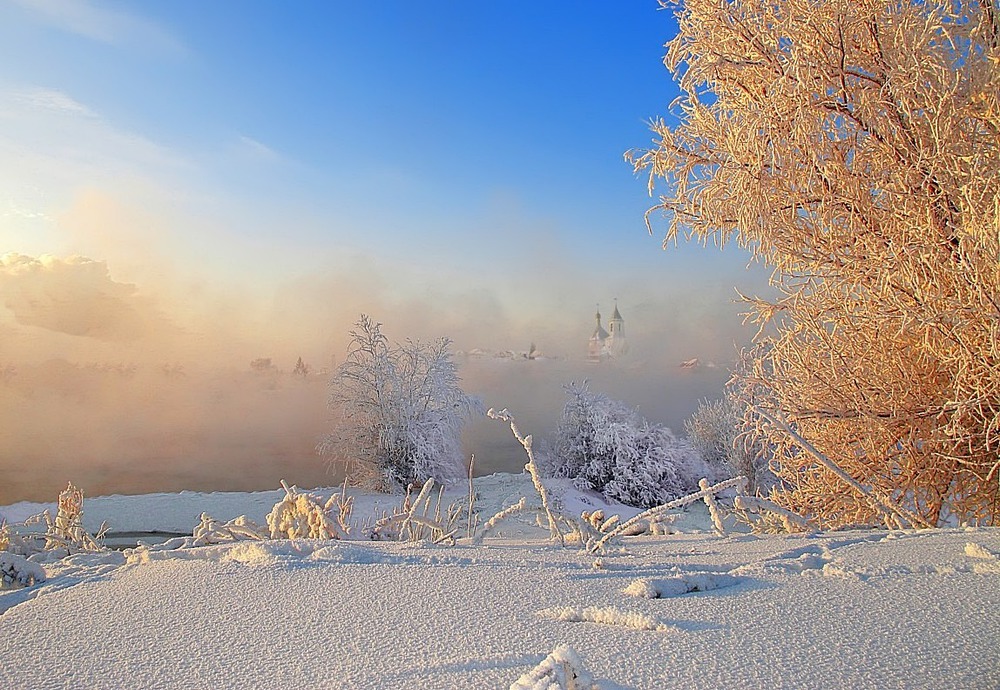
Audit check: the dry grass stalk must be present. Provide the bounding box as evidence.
[368,478,463,543]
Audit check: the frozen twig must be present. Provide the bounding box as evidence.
[732,494,811,532]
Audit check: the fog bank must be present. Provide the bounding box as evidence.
[0,251,759,505]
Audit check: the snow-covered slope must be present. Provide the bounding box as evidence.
[1,476,998,689]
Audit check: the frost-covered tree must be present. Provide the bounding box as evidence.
[292,356,311,378]
[630,0,1000,526]
[547,382,717,508]
[319,315,482,492]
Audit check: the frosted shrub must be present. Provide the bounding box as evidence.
[320,315,483,491]
[685,396,771,494]
[549,383,718,508]
[6,482,106,556]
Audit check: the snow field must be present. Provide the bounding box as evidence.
[1,477,998,689]
[1,526,997,688]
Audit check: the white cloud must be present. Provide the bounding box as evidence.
[10,0,186,56]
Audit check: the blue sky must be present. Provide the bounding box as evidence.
[0,0,767,365]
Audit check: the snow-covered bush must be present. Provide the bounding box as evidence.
[319,315,483,492]
[547,383,719,508]
[266,481,353,540]
[685,396,772,494]
[0,552,46,589]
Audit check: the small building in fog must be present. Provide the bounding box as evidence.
[587,302,628,362]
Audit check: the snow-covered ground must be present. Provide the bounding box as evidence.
[1,474,998,689]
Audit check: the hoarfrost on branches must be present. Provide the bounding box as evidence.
[548,382,719,508]
[319,315,483,492]
[630,0,1000,526]
[2,482,107,556]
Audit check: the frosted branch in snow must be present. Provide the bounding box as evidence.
[192,514,268,545]
[590,476,746,553]
[965,542,997,560]
[699,477,727,535]
[510,644,599,690]
[623,573,740,599]
[732,494,811,533]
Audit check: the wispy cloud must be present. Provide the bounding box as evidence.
[12,86,97,117]
[0,84,190,172]
[10,0,186,56]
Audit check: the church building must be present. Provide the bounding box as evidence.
[587,302,628,362]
